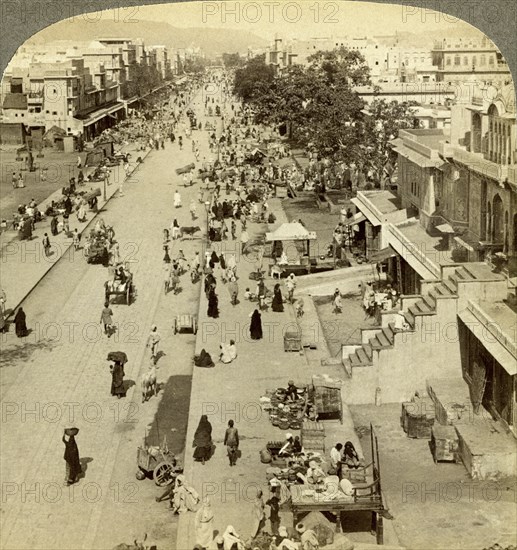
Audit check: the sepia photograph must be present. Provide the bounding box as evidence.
[0,1,516,549]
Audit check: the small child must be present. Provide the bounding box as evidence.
[244,288,252,300]
[295,298,304,318]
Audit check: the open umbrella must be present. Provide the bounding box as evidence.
[107,351,128,364]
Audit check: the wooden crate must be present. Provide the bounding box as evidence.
[284,331,302,352]
[301,421,325,453]
[431,425,459,463]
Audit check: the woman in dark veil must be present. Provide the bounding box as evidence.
[207,288,219,318]
[271,283,284,312]
[249,309,263,340]
[193,415,213,464]
[14,307,28,337]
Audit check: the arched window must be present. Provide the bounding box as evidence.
[480,54,486,65]
[446,57,451,66]
[488,56,495,65]
[463,56,469,65]
[472,56,477,66]
[492,195,504,243]
[454,55,460,66]
[472,113,482,153]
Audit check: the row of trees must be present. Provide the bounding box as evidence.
[233,48,419,184]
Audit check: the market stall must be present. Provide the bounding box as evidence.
[290,425,387,543]
[265,222,317,276]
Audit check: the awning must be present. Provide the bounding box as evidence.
[436,223,455,234]
[351,198,381,226]
[369,246,397,263]
[391,139,445,169]
[342,212,366,226]
[266,222,317,242]
[458,309,517,376]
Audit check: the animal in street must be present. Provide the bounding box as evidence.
[141,366,157,403]
[180,226,201,240]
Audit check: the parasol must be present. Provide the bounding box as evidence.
[107,351,128,364]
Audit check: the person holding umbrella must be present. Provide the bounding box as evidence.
[62,427,81,486]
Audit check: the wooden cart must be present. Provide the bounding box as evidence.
[135,436,180,486]
[105,268,134,305]
[173,314,198,334]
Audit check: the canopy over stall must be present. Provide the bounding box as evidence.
[266,222,317,266]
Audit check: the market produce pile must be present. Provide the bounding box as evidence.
[260,385,308,431]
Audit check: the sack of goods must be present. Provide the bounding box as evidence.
[259,448,272,464]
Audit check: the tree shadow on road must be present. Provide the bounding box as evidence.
[0,338,59,368]
[146,374,192,458]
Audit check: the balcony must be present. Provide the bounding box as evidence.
[439,142,508,182]
[27,92,43,103]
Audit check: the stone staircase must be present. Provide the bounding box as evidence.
[341,263,508,404]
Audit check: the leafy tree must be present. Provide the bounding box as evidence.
[233,54,275,103]
[222,52,244,68]
[360,99,418,184]
[183,57,207,74]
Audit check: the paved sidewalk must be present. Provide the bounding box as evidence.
[0,142,151,319]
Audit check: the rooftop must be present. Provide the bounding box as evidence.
[401,128,447,150]
[477,299,517,355]
[362,190,401,215]
[2,93,27,109]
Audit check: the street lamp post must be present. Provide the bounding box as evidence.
[204,200,211,245]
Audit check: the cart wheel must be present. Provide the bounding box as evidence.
[193,317,198,334]
[153,461,174,486]
[135,469,146,481]
[173,319,177,334]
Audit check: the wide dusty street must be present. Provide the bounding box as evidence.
[1,89,214,550]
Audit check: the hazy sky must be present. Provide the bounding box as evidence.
[100,1,479,41]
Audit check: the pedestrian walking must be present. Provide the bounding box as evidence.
[286,273,296,304]
[174,190,182,208]
[189,199,197,220]
[228,276,239,306]
[42,233,51,256]
[62,427,81,486]
[14,307,28,338]
[110,359,126,398]
[333,289,343,314]
[100,301,114,337]
[193,415,213,465]
[72,229,81,251]
[231,219,236,240]
[0,288,6,333]
[195,497,215,549]
[224,419,239,466]
[146,325,161,363]
[250,489,266,539]
[249,309,263,340]
[240,229,249,254]
[266,488,281,536]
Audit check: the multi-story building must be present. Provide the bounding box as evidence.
[431,35,512,89]
[342,81,516,478]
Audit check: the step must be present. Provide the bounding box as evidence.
[434,283,456,297]
[356,346,372,365]
[376,331,393,348]
[381,325,394,344]
[443,278,458,293]
[343,359,352,377]
[362,343,373,359]
[403,310,415,327]
[369,336,384,351]
[454,265,475,281]
[422,294,436,309]
[414,300,435,315]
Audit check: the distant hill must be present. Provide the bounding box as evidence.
[26,19,268,56]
